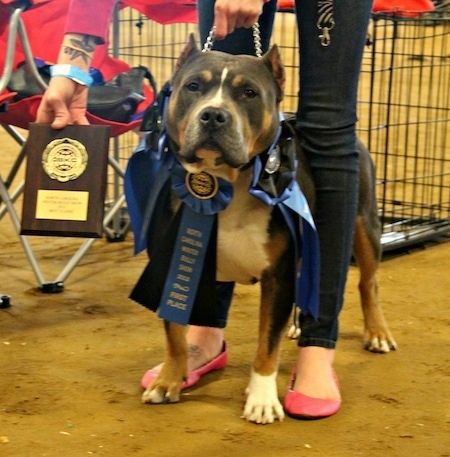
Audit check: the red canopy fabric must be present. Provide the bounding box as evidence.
[372,0,435,16]
[0,0,197,75]
[121,0,197,24]
[0,0,168,136]
[277,0,435,16]
[0,0,131,81]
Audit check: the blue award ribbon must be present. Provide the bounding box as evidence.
[156,161,233,324]
[171,161,233,215]
[157,205,215,324]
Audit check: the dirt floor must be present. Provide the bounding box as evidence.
[1,136,450,457]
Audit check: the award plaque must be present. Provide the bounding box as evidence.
[20,123,111,238]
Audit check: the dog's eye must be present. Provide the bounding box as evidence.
[186,81,200,92]
[242,88,258,99]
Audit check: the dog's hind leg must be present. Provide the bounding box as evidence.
[353,215,397,353]
[142,321,188,404]
[354,143,397,353]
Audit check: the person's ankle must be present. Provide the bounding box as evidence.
[292,346,340,401]
[186,326,224,371]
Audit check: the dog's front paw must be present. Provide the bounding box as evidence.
[286,307,300,339]
[242,370,284,424]
[364,328,398,354]
[141,379,182,404]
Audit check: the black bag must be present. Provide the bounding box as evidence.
[7,61,157,123]
[87,66,157,122]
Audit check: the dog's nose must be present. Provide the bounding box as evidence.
[199,107,230,129]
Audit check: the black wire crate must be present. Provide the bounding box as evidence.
[112,5,450,252]
[357,5,450,251]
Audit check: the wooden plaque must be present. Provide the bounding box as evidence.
[20,123,111,238]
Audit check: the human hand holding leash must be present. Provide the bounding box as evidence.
[213,0,266,39]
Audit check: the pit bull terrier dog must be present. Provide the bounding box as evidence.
[138,34,397,423]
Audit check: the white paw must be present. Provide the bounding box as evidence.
[286,324,301,339]
[242,370,284,424]
[286,308,301,340]
[141,386,180,404]
[364,337,397,354]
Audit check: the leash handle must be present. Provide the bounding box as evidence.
[202,23,262,57]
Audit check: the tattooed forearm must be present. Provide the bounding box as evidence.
[62,46,90,64]
[61,35,96,65]
[70,36,95,54]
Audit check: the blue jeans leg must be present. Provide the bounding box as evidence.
[295,0,372,348]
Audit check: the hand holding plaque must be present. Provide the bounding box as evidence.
[21,123,111,237]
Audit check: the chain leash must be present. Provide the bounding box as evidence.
[202,23,262,57]
[203,2,334,51]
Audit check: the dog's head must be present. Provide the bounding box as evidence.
[165,34,285,182]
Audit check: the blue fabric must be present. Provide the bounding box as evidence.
[249,142,320,319]
[124,134,167,254]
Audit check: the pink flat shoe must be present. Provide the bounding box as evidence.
[284,369,342,420]
[141,342,228,390]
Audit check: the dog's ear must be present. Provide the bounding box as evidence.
[175,33,201,71]
[263,44,285,99]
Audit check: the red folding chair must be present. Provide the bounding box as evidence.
[0,0,156,292]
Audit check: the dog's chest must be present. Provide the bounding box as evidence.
[216,173,272,284]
